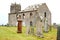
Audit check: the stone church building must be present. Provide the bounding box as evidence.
[8,3,51,26]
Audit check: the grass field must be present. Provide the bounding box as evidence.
[0,26,57,40]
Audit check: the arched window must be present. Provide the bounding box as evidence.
[44,12,46,17]
[30,12,33,18]
[23,13,25,16]
[23,13,25,19]
[30,12,33,16]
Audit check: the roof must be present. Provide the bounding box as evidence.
[18,9,37,13]
[24,3,46,11]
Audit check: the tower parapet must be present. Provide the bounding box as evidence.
[10,3,21,13]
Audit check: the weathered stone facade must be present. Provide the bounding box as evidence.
[8,3,21,26]
[8,3,51,26]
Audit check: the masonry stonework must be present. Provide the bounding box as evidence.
[8,3,51,27]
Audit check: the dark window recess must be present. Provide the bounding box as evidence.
[30,13,33,16]
[23,13,25,16]
[30,21,33,26]
[41,20,42,22]
[23,14,25,19]
[44,12,46,17]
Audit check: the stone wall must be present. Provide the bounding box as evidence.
[8,3,51,26]
[8,13,17,26]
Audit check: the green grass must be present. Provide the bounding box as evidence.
[0,26,57,40]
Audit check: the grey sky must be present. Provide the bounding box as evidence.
[0,0,59,25]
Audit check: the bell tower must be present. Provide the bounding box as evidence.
[10,3,21,13]
[8,3,21,26]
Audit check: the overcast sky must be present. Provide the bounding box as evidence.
[0,0,60,25]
